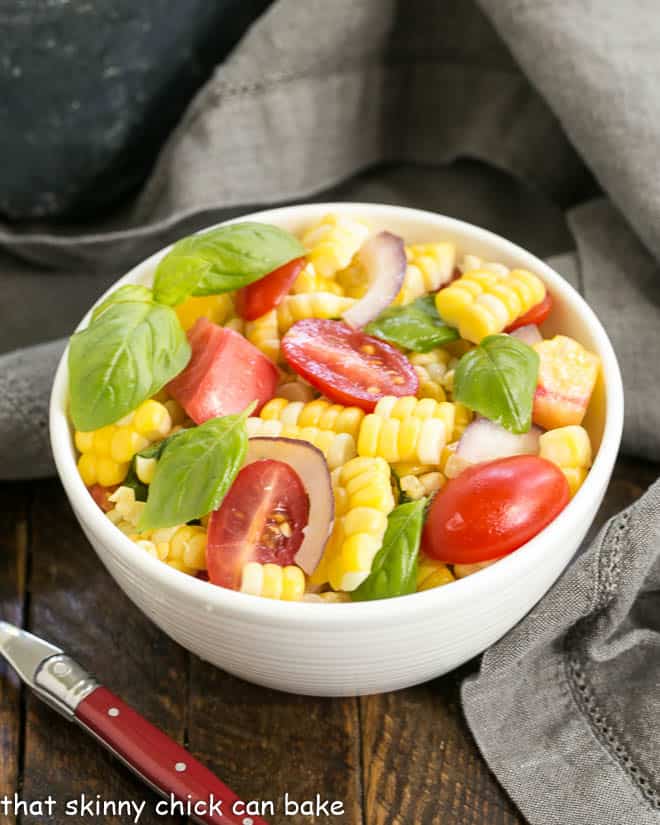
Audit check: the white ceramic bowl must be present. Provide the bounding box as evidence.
[50,203,623,696]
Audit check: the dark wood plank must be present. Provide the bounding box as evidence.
[360,675,523,825]
[0,483,29,825]
[187,662,363,825]
[20,479,188,825]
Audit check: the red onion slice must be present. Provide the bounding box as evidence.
[245,437,334,575]
[456,417,542,466]
[342,231,407,328]
[510,324,542,346]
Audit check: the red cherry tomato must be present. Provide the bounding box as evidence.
[281,318,419,411]
[505,292,553,332]
[235,257,307,321]
[206,459,310,591]
[423,455,570,564]
[88,484,118,512]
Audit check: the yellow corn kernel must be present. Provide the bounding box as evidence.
[97,457,129,487]
[539,425,592,469]
[392,463,434,477]
[170,525,206,564]
[301,214,370,278]
[175,294,233,331]
[166,559,197,575]
[260,397,364,439]
[336,259,368,298]
[400,475,426,500]
[452,402,473,439]
[539,425,592,497]
[313,456,394,591]
[246,418,356,469]
[319,591,351,603]
[133,400,172,440]
[245,309,280,362]
[240,562,305,601]
[92,425,117,456]
[406,243,456,291]
[77,453,98,486]
[109,485,145,527]
[135,455,158,485]
[435,267,546,343]
[417,555,455,591]
[419,471,445,496]
[110,428,150,464]
[74,431,95,454]
[459,254,510,278]
[374,395,455,434]
[358,412,448,465]
[182,532,207,571]
[276,292,356,333]
[292,262,345,295]
[393,263,426,305]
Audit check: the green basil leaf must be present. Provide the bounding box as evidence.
[365,295,458,352]
[351,498,427,601]
[137,411,249,531]
[137,429,187,461]
[454,334,540,434]
[153,222,305,305]
[68,301,190,431]
[91,284,153,321]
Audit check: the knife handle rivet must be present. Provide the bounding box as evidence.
[52,661,71,677]
[175,762,187,773]
[108,707,120,717]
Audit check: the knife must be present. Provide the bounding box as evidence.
[0,620,268,825]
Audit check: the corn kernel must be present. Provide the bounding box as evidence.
[78,453,98,486]
[110,428,150,463]
[74,431,95,454]
[133,400,172,440]
[97,457,129,487]
[136,455,158,485]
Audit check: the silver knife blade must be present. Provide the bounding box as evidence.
[0,620,62,689]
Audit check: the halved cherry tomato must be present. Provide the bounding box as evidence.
[505,292,553,332]
[206,459,310,590]
[281,319,418,411]
[423,455,569,564]
[235,257,307,321]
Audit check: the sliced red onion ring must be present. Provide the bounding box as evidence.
[510,324,542,346]
[342,231,406,328]
[456,417,542,466]
[245,437,334,575]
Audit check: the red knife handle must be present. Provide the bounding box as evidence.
[75,686,268,825]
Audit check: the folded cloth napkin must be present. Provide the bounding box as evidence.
[1,1,659,821]
[463,478,660,825]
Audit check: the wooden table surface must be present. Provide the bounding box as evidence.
[0,454,657,825]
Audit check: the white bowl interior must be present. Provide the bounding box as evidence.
[49,203,624,695]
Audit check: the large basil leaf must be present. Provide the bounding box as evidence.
[68,301,190,431]
[91,284,153,321]
[137,412,249,530]
[153,222,305,306]
[365,295,458,352]
[454,334,539,433]
[351,499,427,601]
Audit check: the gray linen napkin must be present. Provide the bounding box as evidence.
[1,1,659,821]
[463,478,660,825]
